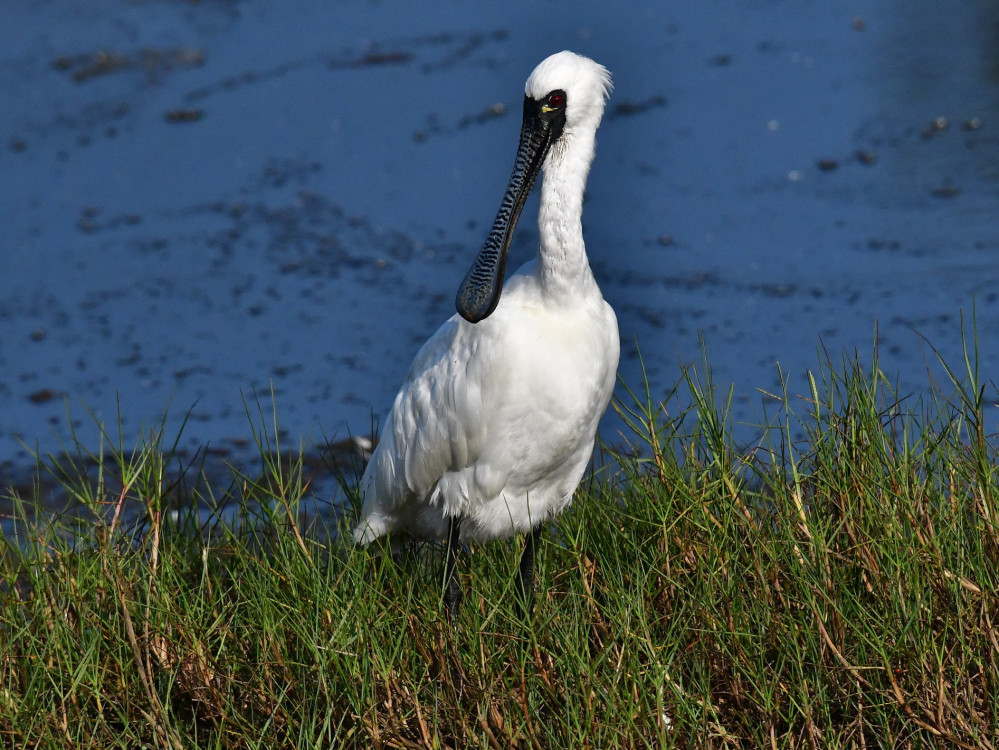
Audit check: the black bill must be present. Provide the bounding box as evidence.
[455,95,566,323]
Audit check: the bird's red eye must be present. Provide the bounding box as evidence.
[548,93,564,107]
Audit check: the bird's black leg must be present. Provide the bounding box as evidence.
[516,524,544,616]
[442,516,464,620]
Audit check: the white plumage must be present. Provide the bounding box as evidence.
[352,51,619,560]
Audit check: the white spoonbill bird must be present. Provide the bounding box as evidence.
[352,51,620,618]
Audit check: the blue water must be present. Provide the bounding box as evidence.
[2,1,997,492]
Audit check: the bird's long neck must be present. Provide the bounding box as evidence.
[535,128,599,303]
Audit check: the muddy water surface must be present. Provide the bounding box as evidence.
[2,1,997,513]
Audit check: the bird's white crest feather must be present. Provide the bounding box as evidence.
[525,51,613,129]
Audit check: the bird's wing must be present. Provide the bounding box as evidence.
[355,314,510,536]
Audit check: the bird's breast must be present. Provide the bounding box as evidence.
[482,289,619,463]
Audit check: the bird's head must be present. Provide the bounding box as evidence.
[524,50,613,143]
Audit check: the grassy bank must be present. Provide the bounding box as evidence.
[1,342,997,748]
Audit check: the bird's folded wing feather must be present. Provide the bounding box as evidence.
[359,315,509,519]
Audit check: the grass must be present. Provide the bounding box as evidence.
[1,336,997,749]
